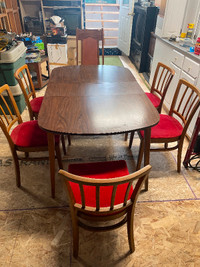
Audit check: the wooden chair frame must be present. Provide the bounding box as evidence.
[0,84,63,189]
[59,164,151,258]
[14,64,37,120]
[14,64,71,155]
[76,28,104,65]
[129,79,200,172]
[124,62,175,141]
[150,62,175,113]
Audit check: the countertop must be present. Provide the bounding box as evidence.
[157,35,200,62]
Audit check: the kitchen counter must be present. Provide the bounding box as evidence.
[157,35,200,63]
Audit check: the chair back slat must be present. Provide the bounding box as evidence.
[124,182,133,205]
[110,185,117,210]
[21,70,33,98]
[96,185,100,211]
[79,184,85,209]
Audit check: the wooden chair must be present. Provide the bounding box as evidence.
[14,64,71,154]
[76,28,104,65]
[146,62,175,113]
[124,62,175,141]
[129,79,200,172]
[0,84,63,192]
[59,160,151,258]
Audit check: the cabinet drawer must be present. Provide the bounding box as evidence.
[182,57,200,79]
[171,50,184,68]
[180,70,196,85]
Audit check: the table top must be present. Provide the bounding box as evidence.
[38,65,159,135]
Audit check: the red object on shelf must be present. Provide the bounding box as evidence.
[194,37,200,55]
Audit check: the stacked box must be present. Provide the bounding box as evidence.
[0,41,27,113]
[47,43,68,73]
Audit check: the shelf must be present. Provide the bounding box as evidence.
[43,6,81,8]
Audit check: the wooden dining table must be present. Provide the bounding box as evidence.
[38,65,159,198]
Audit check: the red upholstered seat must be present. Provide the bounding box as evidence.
[145,92,160,108]
[68,160,133,208]
[141,114,183,139]
[30,96,43,113]
[11,120,59,147]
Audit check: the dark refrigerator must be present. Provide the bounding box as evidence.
[129,4,158,76]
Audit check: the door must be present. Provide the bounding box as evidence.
[118,0,134,55]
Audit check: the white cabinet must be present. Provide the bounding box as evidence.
[155,0,200,38]
[182,57,199,79]
[155,0,187,38]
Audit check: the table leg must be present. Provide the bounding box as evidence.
[47,132,55,198]
[33,62,42,89]
[143,127,151,191]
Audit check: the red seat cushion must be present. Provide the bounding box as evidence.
[146,92,160,108]
[30,96,43,113]
[68,160,133,208]
[11,120,59,147]
[141,114,183,139]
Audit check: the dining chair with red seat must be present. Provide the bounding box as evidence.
[59,160,151,258]
[124,62,175,141]
[76,28,104,65]
[0,84,63,193]
[14,64,71,154]
[146,62,175,113]
[129,78,200,173]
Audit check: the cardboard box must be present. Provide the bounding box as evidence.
[47,43,68,64]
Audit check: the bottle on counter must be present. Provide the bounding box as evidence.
[186,23,194,38]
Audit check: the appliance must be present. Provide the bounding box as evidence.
[129,4,158,73]
[54,8,81,35]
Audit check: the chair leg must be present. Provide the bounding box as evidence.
[12,151,21,187]
[67,134,71,146]
[61,135,67,155]
[127,211,135,253]
[136,138,144,171]
[177,143,183,173]
[129,131,135,149]
[124,132,128,141]
[55,144,63,170]
[72,219,79,258]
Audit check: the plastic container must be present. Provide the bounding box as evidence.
[0,41,26,63]
[0,41,27,113]
[0,41,26,86]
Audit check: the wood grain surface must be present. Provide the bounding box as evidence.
[38,65,159,135]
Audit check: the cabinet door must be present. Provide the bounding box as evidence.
[156,0,187,37]
[164,62,181,111]
[182,57,200,80]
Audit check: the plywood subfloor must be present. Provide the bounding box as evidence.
[0,56,200,266]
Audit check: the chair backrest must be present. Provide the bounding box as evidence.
[59,164,151,213]
[0,84,22,146]
[76,28,104,66]
[14,64,36,120]
[169,78,200,138]
[151,62,175,113]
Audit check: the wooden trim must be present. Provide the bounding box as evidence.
[85,3,120,7]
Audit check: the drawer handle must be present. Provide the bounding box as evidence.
[174,57,177,61]
[188,67,191,72]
